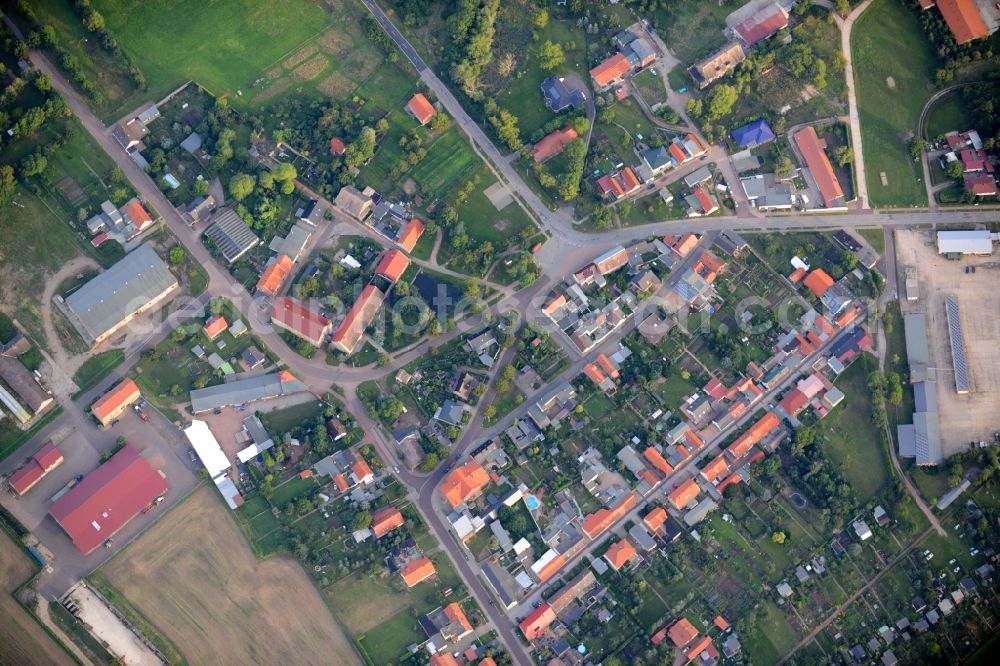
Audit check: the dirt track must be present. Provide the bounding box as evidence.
[99,485,361,666]
[0,532,75,666]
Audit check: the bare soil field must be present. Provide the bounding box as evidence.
[99,485,361,665]
[896,230,1000,456]
[0,532,74,666]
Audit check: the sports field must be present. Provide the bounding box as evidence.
[852,0,937,207]
[93,0,337,112]
[0,531,75,666]
[96,485,361,665]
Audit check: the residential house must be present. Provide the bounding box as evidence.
[396,218,425,252]
[684,186,718,217]
[741,174,794,210]
[803,268,835,298]
[668,618,699,647]
[918,0,988,45]
[434,399,468,426]
[91,379,141,427]
[532,127,578,163]
[401,556,437,587]
[590,53,631,90]
[334,185,374,221]
[689,43,745,88]
[330,285,385,354]
[184,195,215,226]
[406,93,437,125]
[793,127,845,208]
[597,168,641,200]
[439,460,490,509]
[964,173,998,197]
[371,506,405,538]
[329,137,346,155]
[256,254,293,297]
[668,478,700,510]
[541,77,587,112]
[732,118,776,148]
[202,315,228,340]
[604,538,637,571]
[519,603,556,640]
[375,248,410,283]
[271,297,331,346]
[733,3,789,46]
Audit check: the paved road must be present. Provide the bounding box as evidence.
[839,0,873,208]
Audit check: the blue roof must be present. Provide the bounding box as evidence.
[731,119,775,148]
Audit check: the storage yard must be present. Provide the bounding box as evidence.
[895,229,1000,456]
[94,485,360,665]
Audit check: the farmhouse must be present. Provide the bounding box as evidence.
[668,618,699,647]
[334,185,374,221]
[371,506,405,538]
[8,442,63,496]
[204,208,261,264]
[532,127,578,163]
[541,76,587,112]
[64,244,178,347]
[597,168,641,200]
[375,249,410,282]
[964,173,998,197]
[401,556,437,587]
[406,93,437,125]
[91,379,142,428]
[189,370,308,414]
[733,3,789,47]
[741,173,793,210]
[271,297,331,346]
[689,43,745,88]
[396,218,425,252]
[49,445,168,555]
[0,354,53,419]
[793,127,845,209]
[330,285,385,354]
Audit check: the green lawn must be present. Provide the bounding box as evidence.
[743,601,800,665]
[924,90,973,140]
[357,609,425,665]
[857,228,886,255]
[651,372,697,408]
[93,0,335,116]
[816,357,888,503]
[72,349,125,399]
[410,130,480,200]
[852,0,939,207]
[633,69,668,107]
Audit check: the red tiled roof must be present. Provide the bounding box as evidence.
[727,412,781,460]
[674,233,699,256]
[605,538,637,570]
[590,53,631,88]
[123,201,153,228]
[652,625,669,645]
[684,430,705,450]
[793,126,844,208]
[92,379,141,426]
[961,148,993,172]
[700,455,730,484]
[597,174,625,199]
[687,635,714,661]
[703,377,726,400]
[256,254,293,296]
[583,363,609,386]
[779,388,810,416]
[329,137,346,155]
[532,127,578,162]
[693,186,715,213]
[542,294,566,316]
[407,93,436,124]
[935,0,988,44]
[668,618,698,647]
[735,5,789,46]
[202,315,228,340]
[34,441,63,470]
[375,248,410,282]
[717,471,743,493]
[401,557,436,586]
[330,285,385,354]
[789,267,807,284]
[271,297,331,345]
[964,173,998,196]
[668,478,700,510]
[49,445,167,554]
[644,506,668,531]
[333,474,349,492]
[9,442,63,495]
[714,615,730,631]
[644,447,674,476]
[90,233,109,247]
[439,460,490,508]
[582,492,636,539]
[443,602,473,635]
[352,458,373,482]
[429,654,460,666]
[620,167,641,192]
[536,552,567,582]
[815,315,837,337]
[596,353,619,379]
[668,142,688,164]
[371,506,404,538]
[396,218,425,252]
[519,603,556,639]
[803,268,835,298]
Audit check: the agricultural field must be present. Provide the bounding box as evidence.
[0,530,74,666]
[852,0,938,207]
[924,90,973,139]
[93,485,362,665]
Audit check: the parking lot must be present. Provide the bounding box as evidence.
[1,405,198,598]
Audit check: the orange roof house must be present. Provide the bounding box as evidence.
[439,460,490,508]
[726,411,781,460]
[532,127,578,163]
[329,137,346,155]
[535,552,567,582]
[351,458,374,484]
[717,471,743,493]
[802,268,835,298]
[407,93,437,125]
[596,353,619,379]
[401,557,436,587]
[668,478,700,510]
[700,455,730,484]
[256,254,293,296]
[442,602,473,638]
[8,442,64,496]
[583,362,611,389]
[375,249,410,282]
[429,654,460,666]
[673,233,699,256]
[371,506,405,538]
[644,447,674,476]
[542,293,566,317]
[928,0,988,44]
[619,167,641,192]
[590,53,631,89]
[202,315,228,340]
[479,658,497,666]
[519,603,556,639]
[122,200,153,229]
[271,297,331,347]
[668,142,688,164]
[789,266,807,284]
[714,615,731,631]
[644,506,668,532]
[604,538,637,570]
[396,218,425,252]
[582,492,636,539]
[687,635,715,662]
[668,618,699,647]
[778,388,810,416]
[333,474,349,492]
[793,126,844,208]
[330,285,385,354]
[92,379,141,427]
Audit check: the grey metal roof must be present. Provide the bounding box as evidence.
[204,208,260,263]
[65,244,177,345]
[903,313,933,382]
[180,132,202,153]
[936,229,992,254]
[684,166,713,188]
[190,372,308,413]
[945,296,970,392]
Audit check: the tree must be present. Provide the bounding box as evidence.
[0,165,16,207]
[909,137,927,160]
[835,0,850,16]
[946,159,964,179]
[536,40,565,71]
[430,112,451,133]
[229,173,255,201]
[18,152,47,178]
[533,8,549,29]
[833,146,853,166]
[680,370,691,381]
[169,245,186,265]
[592,206,612,229]
[193,179,210,196]
[772,531,786,544]
[418,453,439,472]
[345,127,377,169]
[484,404,496,420]
[352,511,372,531]
[775,153,794,178]
[704,84,738,121]
[496,52,517,77]
[464,277,481,299]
